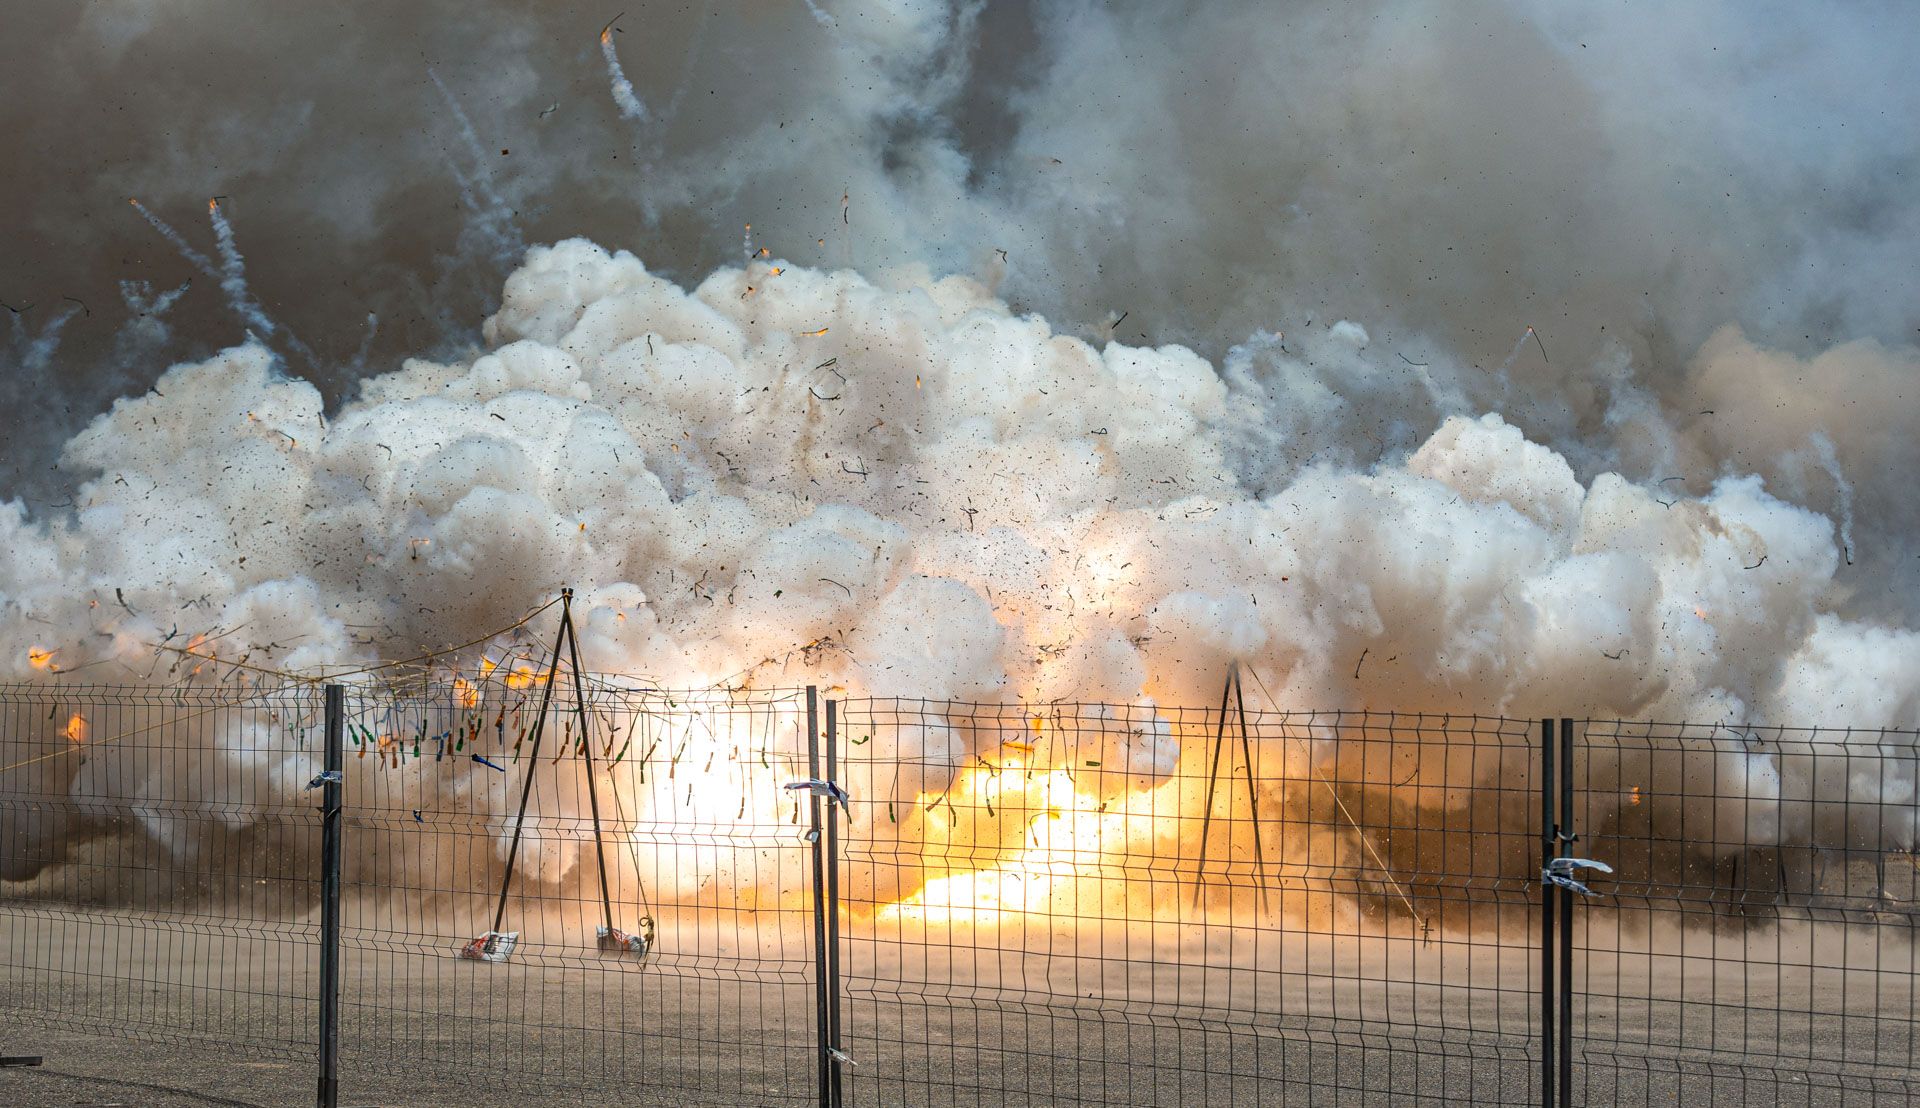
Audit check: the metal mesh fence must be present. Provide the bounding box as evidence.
[1572,720,1919,1105]
[836,699,1544,1105]
[2,679,1916,1106]
[0,681,324,1063]
[333,679,821,1101]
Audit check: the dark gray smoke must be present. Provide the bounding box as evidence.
[3,0,1916,605]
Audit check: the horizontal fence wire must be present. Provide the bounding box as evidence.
[3,679,1917,1106]
[1572,720,1919,1106]
[835,699,1545,1106]
[0,681,324,1072]
[335,678,820,1103]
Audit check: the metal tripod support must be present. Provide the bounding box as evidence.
[476,588,643,959]
[1191,660,1272,910]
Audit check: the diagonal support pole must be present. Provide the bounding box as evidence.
[1191,661,1238,908]
[1232,666,1272,911]
[559,590,617,937]
[489,591,572,937]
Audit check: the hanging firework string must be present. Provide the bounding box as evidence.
[0,596,562,778]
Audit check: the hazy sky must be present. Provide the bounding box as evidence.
[3,1,1915,507]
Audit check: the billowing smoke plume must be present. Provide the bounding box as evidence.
[5,3,1918,610]
[3,239,1917,903]
[2,1,1918,910]
[8,237,1914,720]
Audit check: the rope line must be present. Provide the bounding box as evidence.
[3,596,564,777]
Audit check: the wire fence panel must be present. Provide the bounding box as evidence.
[7,679,1916,1106]
[334,680,821,1103]
[835,698,1545,1105]
[1574,720,1920,1106]
[0,682,325,1069]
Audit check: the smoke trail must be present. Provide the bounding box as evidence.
[3,303,82,380]
[120,278,192,321]
[1806,432,1855,567]
[599,18,649,123]
[127,199,219,279]
[207,198,314,367]
[427,68,524,271]
[349,312,380,374]
[798,0,835,31]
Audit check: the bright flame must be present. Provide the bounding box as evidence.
[27,646,56,671]
[62,713,86,744]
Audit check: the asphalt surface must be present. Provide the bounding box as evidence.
[2,903,1914,1106]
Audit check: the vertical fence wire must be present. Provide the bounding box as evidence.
[332,679,818,1103]
[2,681,1916,1105]
[0,681,327,1105]
[833,700,1544,1105]
[1572,718,1919,1105]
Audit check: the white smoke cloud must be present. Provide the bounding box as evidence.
[6,239,1914,722]
[0,238,1914,905]
[4,1,1919,905]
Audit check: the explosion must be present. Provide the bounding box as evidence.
[3,5,1919,931]
[0,236,1915,922]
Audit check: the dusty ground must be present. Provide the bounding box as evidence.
[1,902,1914,1106]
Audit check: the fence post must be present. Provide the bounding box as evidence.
[318,685,343,1108]
[1540,717,1556,1108]
[1558,716,1575,1105]
[806,687,830,1108]
[825,699,844,1108]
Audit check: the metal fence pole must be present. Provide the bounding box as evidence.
[1558,716,1575,1105]
[825,699,844,1108]
[806,687,830,1108]
[319,685,343,1108]
[1540,717,1556,1108]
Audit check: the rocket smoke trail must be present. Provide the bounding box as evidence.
[600,17,648,123]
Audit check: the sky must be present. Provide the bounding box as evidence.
[2,0,1916,614]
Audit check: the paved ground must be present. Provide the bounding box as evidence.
[1,902,1915,1106]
